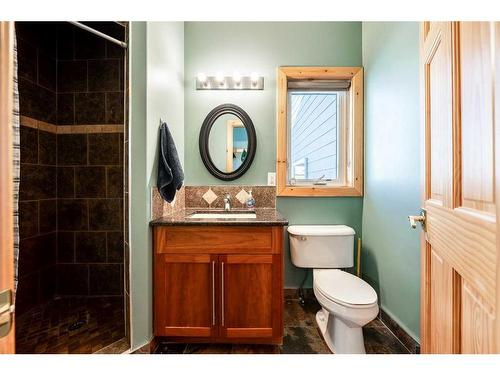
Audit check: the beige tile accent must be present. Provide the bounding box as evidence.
[57,125,124,134]
[202,188,218,205]
[37,120,58,133]
[235,189,249,204]
[20,115,38,129]
[20,116,123,134]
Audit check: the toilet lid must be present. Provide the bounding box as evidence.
[314,269,377,306]
[287,225,355,236]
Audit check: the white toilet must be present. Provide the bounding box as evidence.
[288,225,379,354]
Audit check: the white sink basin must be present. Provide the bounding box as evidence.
[187,212,257,219]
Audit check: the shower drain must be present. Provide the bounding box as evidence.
[68,319,87,332]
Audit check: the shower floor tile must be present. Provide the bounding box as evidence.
[15,296,126,354]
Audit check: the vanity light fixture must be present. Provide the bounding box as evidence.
[233,71,242,86]
[216,71,225,86]
[196,72,264,90]
[197,72,208,88]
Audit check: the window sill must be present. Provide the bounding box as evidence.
[276,185,363,197]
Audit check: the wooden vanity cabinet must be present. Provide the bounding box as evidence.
[153,226,284,344]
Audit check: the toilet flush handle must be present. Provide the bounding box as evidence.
[299,236,307,241]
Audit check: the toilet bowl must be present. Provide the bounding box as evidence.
[313,269,378,354]
[287,225,379,354]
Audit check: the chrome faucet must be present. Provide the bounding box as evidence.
[223,194,231,211]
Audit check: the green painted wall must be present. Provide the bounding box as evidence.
[129,21,149,350]
[184,22,363,287]
[361,22,421,341]
[129,22,185,350]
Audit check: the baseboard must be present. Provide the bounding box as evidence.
[379,308,420,354]
[132,337,158,354]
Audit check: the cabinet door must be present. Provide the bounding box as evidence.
[154,253,217,337]
[220,254,283,341]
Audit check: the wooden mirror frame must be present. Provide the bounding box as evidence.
[199,103,257,181]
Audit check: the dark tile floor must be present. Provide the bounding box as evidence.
[16,296,125,354]
[154,295,410,354]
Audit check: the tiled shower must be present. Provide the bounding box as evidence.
[15,22,128,353]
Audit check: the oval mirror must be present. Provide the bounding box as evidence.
[199,104,256,181]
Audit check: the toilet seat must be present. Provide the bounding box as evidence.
[313,269,377,308]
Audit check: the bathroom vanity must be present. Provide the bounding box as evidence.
[150,209,288,344]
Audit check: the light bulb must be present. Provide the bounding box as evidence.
[233,71,241,84]
[216,72,225,85]
[197,72,207,83]
[250,72,259,83]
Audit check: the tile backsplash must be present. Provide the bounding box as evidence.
[151,185,276,220]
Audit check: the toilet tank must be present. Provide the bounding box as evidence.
[288,225,355,268]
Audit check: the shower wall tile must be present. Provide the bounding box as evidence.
[19,164,56,200]
[16,22,57,58]
[57,199,88,231]
[75,232,107,263]
[38,52,57,92]
[16,38,37,82]
[17,22,127,307]
[38,130,56,165]
[105,92,124,124]
[19,201,38,239]
[57,93,75,125]
[107,41,124,59]
[55,23,124,126]
[57,232,75,263]
[56,23,75,60]
[88,133,121,165]
[75,93,106,124]
[88,60,120,92]
[75,166,107,198]
[57,167,75,198]
[74,28,106,59]
[107,166,123,198]
[57,134,87,165]
[18,78,57,124]
[39,199,57,233]
[20,126,38,164]
[40,265,57,302]
[89,264,122,295]
[57,264,89,295]
[18,233,56,273]
[16,273,39,313]
[88,199,122,231]
[19,237,42,276]
[57,60,87,93]
[107,232,124,263]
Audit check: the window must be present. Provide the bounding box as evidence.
[277,67,363,196]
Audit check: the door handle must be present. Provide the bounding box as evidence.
[0,289,14,338]
[408,208,426,230]
[211,261,215,326]
[221,262,225,327]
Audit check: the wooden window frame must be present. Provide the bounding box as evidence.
[276,66,364,197]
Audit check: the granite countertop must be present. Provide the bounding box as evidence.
[150,208,288,226]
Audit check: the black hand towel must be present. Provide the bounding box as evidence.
[157,120,184,203]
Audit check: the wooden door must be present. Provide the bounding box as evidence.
[154,254,218,337]
[0,21,15,354]
[220,254,282,343]
[420,21,500,353]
